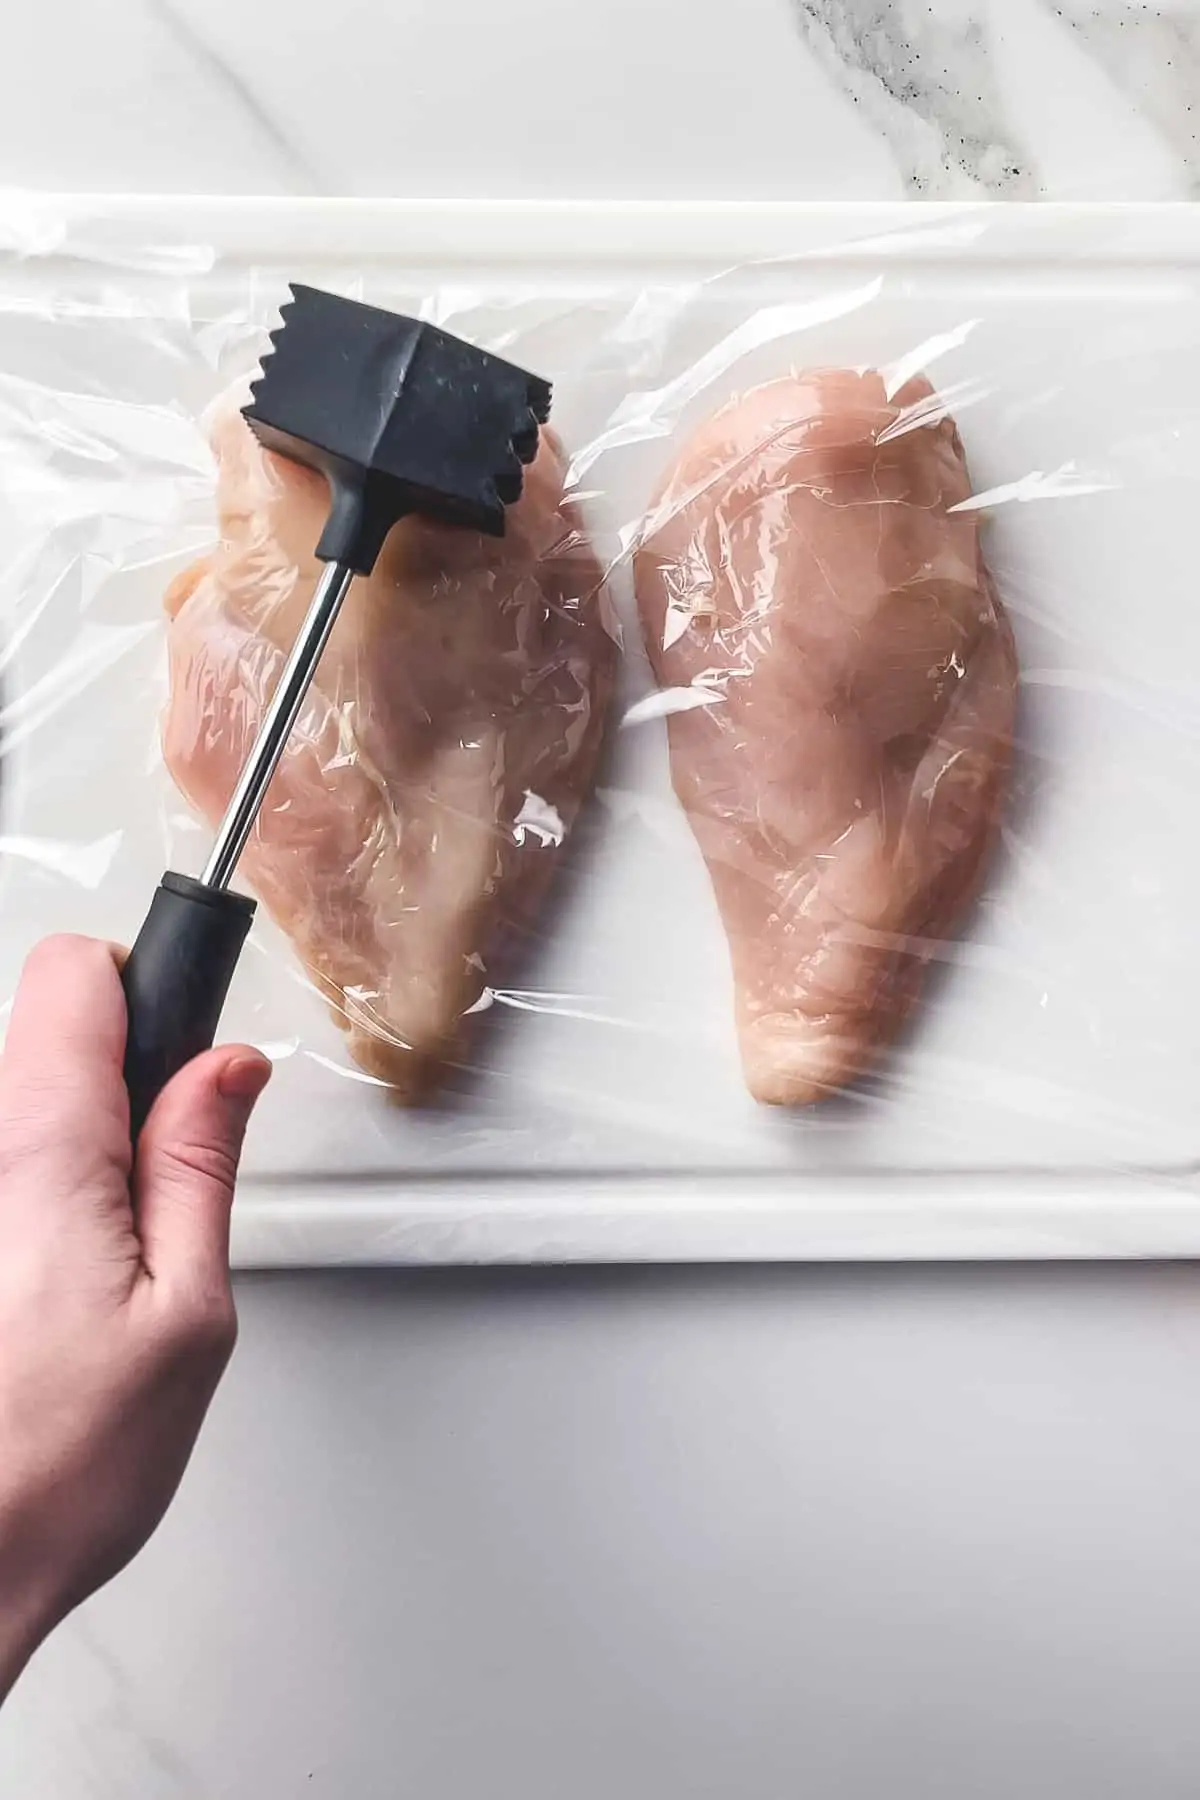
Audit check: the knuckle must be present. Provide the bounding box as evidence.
[165,1287,239,1362]
[22,933,74,978]
[22,933,108,984]
[154,1136,239,1199]
[196,1296,239,1360]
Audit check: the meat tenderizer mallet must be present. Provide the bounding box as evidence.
[120,284,552,1138]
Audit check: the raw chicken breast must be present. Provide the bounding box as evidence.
[163,410,615,1098]
[634,371,1017,1106]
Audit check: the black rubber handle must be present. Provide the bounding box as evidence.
[122,872,256,1141]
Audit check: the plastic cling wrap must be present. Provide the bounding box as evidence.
[634,368,1016,1109]
[1,199,1199,1217]
[164,406,615,1103]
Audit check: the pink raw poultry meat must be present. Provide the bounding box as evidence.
[634,370,1017,1105]
[162,410,615,1098]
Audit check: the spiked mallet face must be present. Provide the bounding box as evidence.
[120,286,552,1138]
[243,285,552,571]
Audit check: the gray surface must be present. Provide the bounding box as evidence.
[5,1265,1200,1798]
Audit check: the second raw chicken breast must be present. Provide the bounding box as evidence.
[634,371,1017,1105]
[163,410,615,1098]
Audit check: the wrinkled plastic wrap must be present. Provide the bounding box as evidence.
[165,405,615,1103]
[1,198,1200,1255]
[635,366,1016,1110]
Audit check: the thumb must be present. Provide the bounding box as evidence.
[134,1046,271,1291]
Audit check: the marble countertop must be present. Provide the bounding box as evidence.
[4,3,1200,1798]
[3,0,1197,202]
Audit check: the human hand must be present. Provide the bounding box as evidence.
[0,935,270,1697]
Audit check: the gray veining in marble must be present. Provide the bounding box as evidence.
[793,0,1037,196]
[1055,2,1200,192]
[147,0,325,193]
[69,1614,198,1798]
[3,0,1197,202]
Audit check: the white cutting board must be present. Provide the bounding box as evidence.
[0,197,1197,1263]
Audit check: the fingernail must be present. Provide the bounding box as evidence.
[218,1054,273,1105]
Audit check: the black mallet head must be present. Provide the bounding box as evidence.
[242,284,552,575]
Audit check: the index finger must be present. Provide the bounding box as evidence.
[0,935,129,1160]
